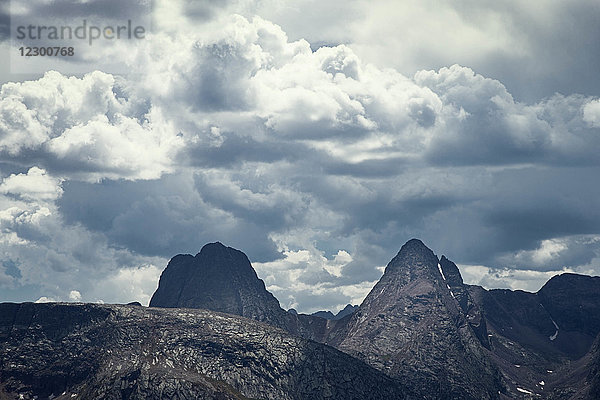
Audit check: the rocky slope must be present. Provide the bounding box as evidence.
[332,239,503,400]
[467,272,600,398]
[0,302,411,400]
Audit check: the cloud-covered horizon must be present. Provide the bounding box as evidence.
[1,1,599,313]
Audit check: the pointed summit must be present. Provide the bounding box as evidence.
[335,239,501,399]
[384,238,441,283]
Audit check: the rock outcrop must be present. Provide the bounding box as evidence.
[150,242,290,330]
[149,242,350,342]
[0,302,411,400]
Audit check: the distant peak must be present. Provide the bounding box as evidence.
[384,238,439,279]
[200,241,227,251]
[197,241,236,257]
[404,238,427,247]
[396,238,436,258]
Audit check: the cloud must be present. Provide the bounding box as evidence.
[69,290,81,301]
[254,246,377,313]
[0,164,166,305]
[0,7,599,312]
[0,70,181,180]
[253,0,600,102]
[0,167,63,201]
[583,99,600,127]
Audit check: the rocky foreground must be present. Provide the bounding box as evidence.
[0,302,410,400]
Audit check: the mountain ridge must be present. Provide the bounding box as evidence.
[3,239,600,399]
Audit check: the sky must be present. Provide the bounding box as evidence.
[0,0,599,313]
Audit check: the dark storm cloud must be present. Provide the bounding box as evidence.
[481,167,600,261]
[457,0,600,102]
[185,131,306,167]
[322,157,409,178]
[57,174,282,263]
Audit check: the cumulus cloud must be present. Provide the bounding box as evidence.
[68,290,81,301]
[253,0,600,102]
[0,4,599,311]
[254,247,377,313]
[0,71,181,180]
[0,164,166,305]
[583,99,600,127]
[0,167,63,201]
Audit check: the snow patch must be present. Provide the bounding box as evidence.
[437,263,446,280]
[549,318,559,341]
[446,284,457,299]
[516,387,535,395]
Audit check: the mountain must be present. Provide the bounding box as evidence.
[335,304,359,319]
[148,239,600,398]
[311,310,336,319]
[311,305,358,320]
[331,239,503,399]
[0,302,412,400]
[467,272,600,398]
[5,239,600,399]
[149,242,347,342]
[150,242,291,330]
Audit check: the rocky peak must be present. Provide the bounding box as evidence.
[149,242,343,341]
[149,242,289,329]
[537,273,600,347]
[384,238,441,282]
[336,239,501,399]
[439,255,464,286]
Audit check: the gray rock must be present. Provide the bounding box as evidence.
[333,239,503,400]
[0,302,412,400]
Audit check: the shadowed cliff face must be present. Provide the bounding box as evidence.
[0,303,411,400]
[149,242,348,342]
[150,242,290,330]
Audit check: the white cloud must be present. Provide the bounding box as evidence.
[69,290,81,301]
[0,71,182,181]
[91,263,162,306]
[583,99,600,127]
[459,264,572,293]
[0,167,63,201]
[254,245,376,313]
[253,0,600,101]
[35,296,57,303]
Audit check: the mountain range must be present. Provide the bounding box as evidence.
[2,239,600,399]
